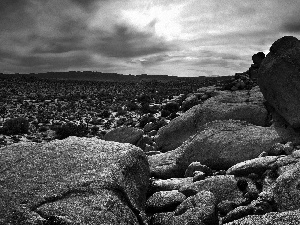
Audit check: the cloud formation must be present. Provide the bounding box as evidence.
[0,0,300,76]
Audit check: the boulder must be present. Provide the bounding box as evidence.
[150,120,281,178]
[145,190,186,213]
[273,162,300,211]
[224,209,300,225]
[174,190,218,224]
[0,137,150,224]
[104,126,144,145]
[252,52,265,66]
[226,156,280,176]
[155,88,268,152]
[179,175,243,203]
[258,36,300,128]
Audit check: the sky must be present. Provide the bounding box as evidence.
[1,0,300,77]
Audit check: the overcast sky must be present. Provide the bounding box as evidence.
[1,0,300,77]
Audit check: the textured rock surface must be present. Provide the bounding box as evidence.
[224,209,300,225]
[273,162,300,211]
[179,175,242,203]
[104,126,144,145]
[258,36,300,128]
[146,190,186,213]
[150,120,281,178]
[174,190,218,224]
[0,137,150,224]
[155,87,268,152]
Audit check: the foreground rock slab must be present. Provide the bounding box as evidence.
[0,137,150,224]
[149,120,281,178]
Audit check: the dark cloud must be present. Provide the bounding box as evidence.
[0,0,32,31]
[138,55,171,66]
[91,24,173,58]
[282,18,300,33]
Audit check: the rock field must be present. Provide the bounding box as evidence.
[1,36,300,224]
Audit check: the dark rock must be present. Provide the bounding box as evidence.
[104,126,144,145]
[258,36,300,128]
[222,205,254,223]
[224,209,300,225]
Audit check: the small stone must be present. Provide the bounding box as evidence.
[192,171,206,182]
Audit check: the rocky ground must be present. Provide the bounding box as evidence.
[1,36,300,224]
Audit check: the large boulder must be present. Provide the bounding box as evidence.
[149,120,281,178]
[258,36,300,128]
[104,126,144,145]
[155,87,268,152]
[0,137,150,224]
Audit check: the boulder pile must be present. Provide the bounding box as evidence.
[2,36,300,224]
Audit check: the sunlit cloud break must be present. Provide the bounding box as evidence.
[0,0,300,76]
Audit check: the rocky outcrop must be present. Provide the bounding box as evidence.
[150,120,281,178]
[258,36,300,129]
[104,126,144,145]
[0,137,150,224]
[155,87,268,152]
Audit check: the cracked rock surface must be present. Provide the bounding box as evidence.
[0,137,150,224]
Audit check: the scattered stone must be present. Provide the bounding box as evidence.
[150,177,193,194]
[192,171,206,182]
[184,162,213,177]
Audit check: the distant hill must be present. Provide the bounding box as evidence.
[0,71,233,83]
